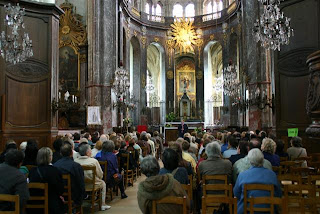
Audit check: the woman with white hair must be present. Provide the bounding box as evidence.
[233,149,281,214]
[261,138,280,166]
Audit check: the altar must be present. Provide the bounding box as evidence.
[164,122,204,143]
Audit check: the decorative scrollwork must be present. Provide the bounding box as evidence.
[59,2,87,49]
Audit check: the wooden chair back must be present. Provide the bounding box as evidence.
[280,161,303,173]
[62,174,73,214]
[284,184,317,213]
[311,153,320,162]
[181,184,192,201]
[290,167,316,178]
[98,161,108,183]
[248,197,286,214]
[293,156,312,162]
[201,184,236,214]
[82,165,101,213]
[279,156,288,162]
[308,174,320,208]
[202,174,228,196]
[0,194,19,214]
[243,184,274,214]
[152,196,187,214]
[308,161,320,174]
[26,183,48,214]
[272,166,283,175]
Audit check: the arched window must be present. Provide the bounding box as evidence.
[218,0,223,11]
[145,3,150,14]
[206,2,213,14]
[185,3,195,17]
[213,1,218,13]
[173,4,183,18]
[156,4,162,16]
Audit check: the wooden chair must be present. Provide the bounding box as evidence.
[202,175,228,196]
[181,184,192,201]
[272,166,283,175]
[280,161,303,173]
[284,184,317,213]
[311,153,320,162]
[152,196,188,214]
[26,183,48,214]
[308,175,320,209]
[81,165,102,214]
[62,174,82,214]
[294,156,312,162]
[202,184,235,214]
[308,161,320,174]
[290,167,316,182]
[130,150,138,181]
[277,174,302,193]
[279,156,288,162]
[244,184,280,214]
[0,194,19,214]
[247,197,286,214]
[121,153,134,188]
[98,161,114,200]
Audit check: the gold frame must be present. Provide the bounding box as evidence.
[59,2,87,91]
[176,64,196,97]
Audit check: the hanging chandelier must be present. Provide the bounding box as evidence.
[223,61,239,97]
[0,3,33,64]
[253,0,294,51]
[112,67,130,100]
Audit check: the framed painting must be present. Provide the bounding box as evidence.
[59,46,80,93]
[87,106,102,125]
[176,64,196,96]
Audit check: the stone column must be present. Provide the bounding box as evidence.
[87,0,117,133]
[306,50,320,153]
[242,0,266,131]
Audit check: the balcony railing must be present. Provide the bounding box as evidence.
[202,12,222,22]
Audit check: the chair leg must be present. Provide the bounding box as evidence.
[91,192,95,214]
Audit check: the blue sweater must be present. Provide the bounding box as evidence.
[233,166,281,214]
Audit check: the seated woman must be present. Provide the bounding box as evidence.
[159,148,189,184]
[28,147,64,214]
[261,138,280,166]
[168,142,193,176]
[137,156,189,214]
[22,139,38,166]
[95,140,128,199]
[287,136,307,160]
[91,140,103,158]
[275,139,289,158]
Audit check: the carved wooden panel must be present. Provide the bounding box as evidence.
[275,0,320,137]
[6,77,48,127]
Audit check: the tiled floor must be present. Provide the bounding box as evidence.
[95,175,146,214]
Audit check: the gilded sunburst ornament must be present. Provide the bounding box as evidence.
[170,18,198,54]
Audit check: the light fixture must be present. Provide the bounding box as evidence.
[0,3,33,64]
[223,60,239,97]
[167,17,203,55]
[253,0,294,51]
[112,66,130,105]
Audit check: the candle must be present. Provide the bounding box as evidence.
[72,95,75,102]
[75,96,77,103]
[58,92,61,100]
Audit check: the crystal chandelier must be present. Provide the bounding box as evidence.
[253,0,294,51]
[0,3,33,64]
[223,61,239,97]
[112,67,130,99]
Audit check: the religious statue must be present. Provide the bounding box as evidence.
[182,76,190,93]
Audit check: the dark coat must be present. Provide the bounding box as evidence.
[53,157,85,206]
[0,163,29,213]
[28,165,64,214]
[178,123,188,138]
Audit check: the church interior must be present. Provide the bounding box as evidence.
[0,0,320,213]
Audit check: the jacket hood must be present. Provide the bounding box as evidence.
[138,174,174,200]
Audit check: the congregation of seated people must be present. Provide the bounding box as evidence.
[0,129,319,214]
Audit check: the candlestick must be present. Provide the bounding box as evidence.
[58,92,61,100]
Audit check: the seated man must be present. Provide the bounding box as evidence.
[0,149,29,212]
[75,144,111,211]
[198,141,232,183]
[53,142,86,207]
[137,156,189,214]
[223,136,238,158]
[234,149,281,214]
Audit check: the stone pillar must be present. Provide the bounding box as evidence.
[87,0,117,133]
[306,50,320,153]
[242,0,266,131]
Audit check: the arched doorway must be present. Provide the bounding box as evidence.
[204,41,223,127]
[146,42,166,125]
[129,37,141,125]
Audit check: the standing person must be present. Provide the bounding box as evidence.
[0,149,29,213]
[178,119,188,138]
[29,147,64,214]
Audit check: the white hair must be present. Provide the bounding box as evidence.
[247,148,264,167]
[20,141,27,152]
[79,138,88,144]
[205,141,221,158]
[146,133,151,139]
[99,134,109,142]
